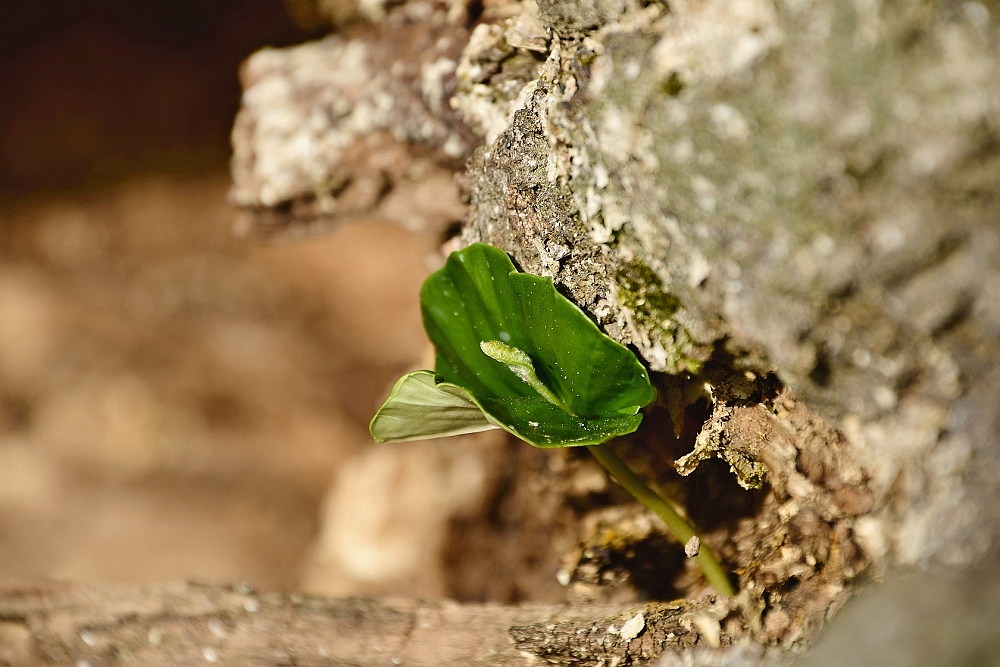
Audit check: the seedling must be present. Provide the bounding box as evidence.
[370,243,734,596]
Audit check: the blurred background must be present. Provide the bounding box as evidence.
[0,1,443,590]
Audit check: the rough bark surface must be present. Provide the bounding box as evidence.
[0,580,754,666]
[228,2,477,237]
[48,0,994,664]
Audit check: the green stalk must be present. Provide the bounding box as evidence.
[480,340,732,595]
[587,443,735,597]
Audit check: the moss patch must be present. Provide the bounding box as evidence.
[616,260,702,373]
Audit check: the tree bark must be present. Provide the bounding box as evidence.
[0,579,757,666]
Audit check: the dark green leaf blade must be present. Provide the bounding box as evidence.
[478,396,644,447]
[509,270,655,417]
[419,243,657,447]
[370,370,499,443]
[421,244,534,401]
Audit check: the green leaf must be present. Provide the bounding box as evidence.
[417,243,656,447]
[369,370,499,443]
[368,246,735,597]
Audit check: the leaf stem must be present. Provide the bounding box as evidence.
[586,443,735,597]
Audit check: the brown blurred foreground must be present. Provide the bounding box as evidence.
[0,0,450,592]
[0,170,441,588]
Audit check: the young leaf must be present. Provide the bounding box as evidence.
[370,370,499,442]
[369,244,735,595]
[417,243,656,447]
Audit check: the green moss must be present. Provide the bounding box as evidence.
[616,260,682,318]
[616,260,702,374]
[661,71,685,97]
